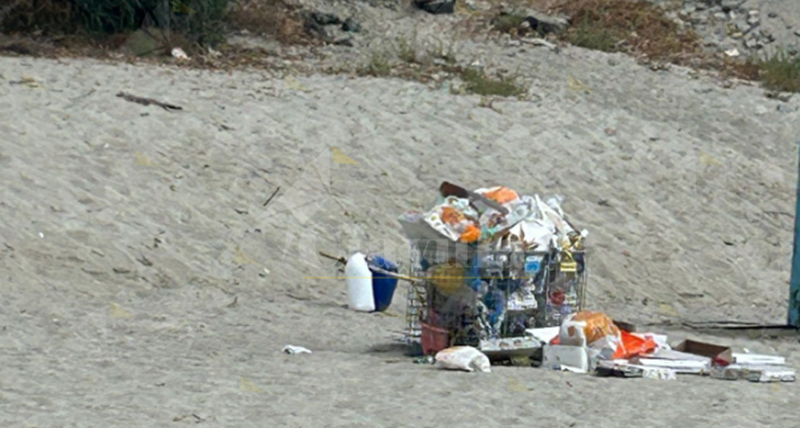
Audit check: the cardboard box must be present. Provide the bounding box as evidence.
[543,345,590,374]
[673,339,733,365]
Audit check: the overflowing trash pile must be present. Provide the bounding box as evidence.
[333,181,794,383]
[388,181,796,384]
[397,182,588,357]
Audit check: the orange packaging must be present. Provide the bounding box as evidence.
[559,311,659,359]
[440,206,465,225]
[459,223,481,243]
[562,311,620,345]
[616,330,658,359]
[483,187,519,205]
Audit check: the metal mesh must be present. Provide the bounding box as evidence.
[404,242,587,349]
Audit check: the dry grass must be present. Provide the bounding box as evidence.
[365,51,393,77]
[551,0,701,63]
[227,0,308,44]
[357,39,526,98]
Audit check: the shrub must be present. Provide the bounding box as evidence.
[460,68,526,97]
[2,0,230,46]
[758,50,800,93]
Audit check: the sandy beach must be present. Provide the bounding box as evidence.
[1,4,800,424]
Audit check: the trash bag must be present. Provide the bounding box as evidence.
[435,346,491,373]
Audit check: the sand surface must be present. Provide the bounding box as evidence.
[1,34,799,427]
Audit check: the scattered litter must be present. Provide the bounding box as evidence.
[135,151,158,167]
[642,367,677,381]
[632,358,710,375]
[10,75,44,89]
[435,347,491,373]
[481,336,542,358]
[747,367,796,383]
[595,360,643,378]
[171,47,189,60]
[414,355,436,364]
[733,353,786,366]
[712,364,796,382]
[282,345,312,355]
[285,75,311,92]
[233,247,258,265]
[724,48,741,57]
[526,327,560,344]
[520,38,558,51]
[567,75,592,94]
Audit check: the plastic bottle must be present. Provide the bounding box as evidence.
[346,252,375,312]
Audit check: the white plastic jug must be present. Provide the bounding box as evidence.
[345,252,375,312]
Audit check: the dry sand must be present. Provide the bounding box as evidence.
[1,26,799,427]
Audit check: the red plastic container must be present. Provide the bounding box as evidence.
[421,323,449,355]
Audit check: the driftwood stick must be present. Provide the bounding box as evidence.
[116,92,183,111]
[318,251,420,283]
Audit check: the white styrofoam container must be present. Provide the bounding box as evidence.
[543,345,590,374]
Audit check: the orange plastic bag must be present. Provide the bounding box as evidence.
[613,330,658,359]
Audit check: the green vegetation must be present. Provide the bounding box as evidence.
[460,68,526,97]
[566,15,615,52]
[758,50,800,93]
[2,0,230,46]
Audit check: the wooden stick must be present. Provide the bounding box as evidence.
[262,186,281,207]
[318,251,347,265]
[318,251,420,283]
[116,92,183,111]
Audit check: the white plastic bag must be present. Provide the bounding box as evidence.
[282,345,312,355]
[435,346,491,373]
[345,252,375,312]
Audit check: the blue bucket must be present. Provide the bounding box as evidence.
[369,256,399,312]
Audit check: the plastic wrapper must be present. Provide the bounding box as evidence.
[618,330,658,359]
[424,196,481,242]
[642,367,677,381]
[477,186,520,205]
[435,346,491,373]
